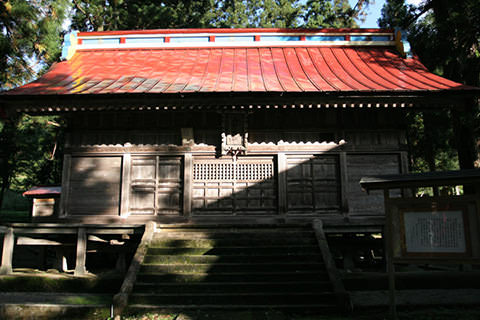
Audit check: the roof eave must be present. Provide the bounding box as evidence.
[2,90,478,115]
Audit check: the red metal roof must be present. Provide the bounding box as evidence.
[4,28,474,96]
[23,186,61,198]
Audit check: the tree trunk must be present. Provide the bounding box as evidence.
[0,117,18,209]
[451,101,477,170]
[422,111,437,172]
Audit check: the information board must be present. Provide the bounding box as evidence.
[403,210,467,254]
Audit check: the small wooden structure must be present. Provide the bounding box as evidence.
[360,169,480,318]
[1,28,478,230]
[23,186,61,219]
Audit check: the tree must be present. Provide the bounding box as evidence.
[71,0,372,31]
[303,0,368,28]
[0,0,71,89]
[379,0,480,170]
[0,0,69,208]
[0,115,63,209]
[71,0,217,31]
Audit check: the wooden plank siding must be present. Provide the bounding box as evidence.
[286,155,341,214]
[58,109,408,223]
[346,154,402,216]
[66,156,122,215]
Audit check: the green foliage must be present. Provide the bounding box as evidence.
[0,0,71,89]
[0,189,30,211]
[0,115,63,201]
[71,0,372,30]
[71,0,217,31]
[406,111,459,172]
[303,0,361,28]
[379,0,480,170]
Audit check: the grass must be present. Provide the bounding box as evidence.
[120,306,480,320]
[0,271,123,293]
[0,209,30,222]
[62,295,112,306]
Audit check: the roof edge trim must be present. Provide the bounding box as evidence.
[62,28,396,60]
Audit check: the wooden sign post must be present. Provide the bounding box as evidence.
[360,169,480,320]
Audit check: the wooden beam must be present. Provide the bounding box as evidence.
[313,219,351,311]
[59,154,72,217]
[0,228,14,275]
[74,227,87,276]
[113,221,156,317]
[183,153,193,217]
[16,237,63,246]
[120,153,132,217]
[384,189,398,320]
[277,153,287,216]
[339,152,349,217]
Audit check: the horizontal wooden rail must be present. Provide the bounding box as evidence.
[0,223,144,276]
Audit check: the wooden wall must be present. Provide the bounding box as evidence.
[65,156,122,216]
[59,108,407,223]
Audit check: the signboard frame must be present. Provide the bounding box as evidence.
[399,206,471,258]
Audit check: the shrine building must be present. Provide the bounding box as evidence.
[1,28,477,228]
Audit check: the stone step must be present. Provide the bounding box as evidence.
[129,292,336,306]
[136,271,329,283]
[140,262,324,273]
[133,281,332,294]
[149,237,317,248]
[146,245,320,256]
[143,253,323,264]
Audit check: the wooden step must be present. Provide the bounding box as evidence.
[149,237,317,248]
[140,262,325,273]
[153,230,315,239]
[126,304,338,314]
[133,281,332,294]
[136,271,330,283]
[129,292,337,305]
[146,245,320,256]
[143,253,323,264]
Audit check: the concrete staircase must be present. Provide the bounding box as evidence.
[126,225,342,314]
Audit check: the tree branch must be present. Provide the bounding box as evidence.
[406,1,434,27]
[73,0,96,30]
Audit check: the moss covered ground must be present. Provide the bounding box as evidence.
[120,306,480,320]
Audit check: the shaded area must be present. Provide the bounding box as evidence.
[124,225,340,317]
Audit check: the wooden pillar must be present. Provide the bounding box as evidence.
[0,228,14,275]
[400,152,413,198]
[339,152,349,217]
[384,190,398,320]
[183,153,193,217]
[116,252,126,273]
[74,227,87,276]
[59,154,72,217]
[54,248,68,272]
[277,153,287,216]
[120,153,132,217]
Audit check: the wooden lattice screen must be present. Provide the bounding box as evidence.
[193,162,274,181]
[192,157,277,215]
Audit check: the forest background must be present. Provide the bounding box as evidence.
[0,0,478,212]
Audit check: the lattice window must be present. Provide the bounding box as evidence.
[193,162,274,181]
